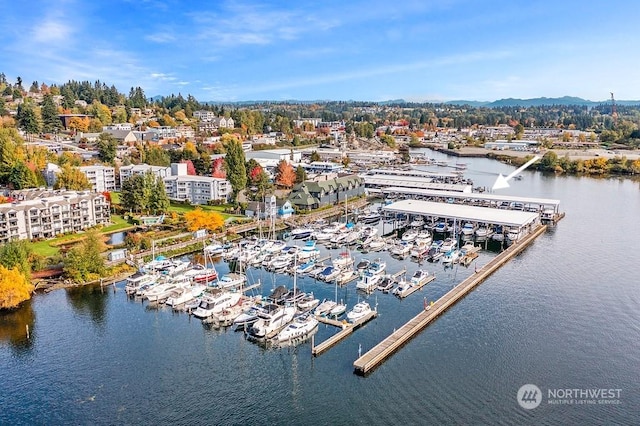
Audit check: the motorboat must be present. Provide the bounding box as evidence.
[297,294,320,313]
[392,277,411,297]
[433,222,448,234]
[410,269,432,286]
[165,283,207,307]
[276,314,319,342]
[336,268,356,285]
[216,273,247,290]
[291,227,314,239]
[204,243,224,256]
[297,240,320,260]
[266,240,287,254]
[318,266,341,282]
[475,226,493,239]
[233,304,267,329]
[356,272,382,292]
[367,238,387,252]
[328,301,346,317]
[367,258,387,276]
[346,301,372,323]
[360,226,379,239]
[441,249,460,265]
[416,230,432,243]
[314,298,337,316]
[143,280,186,303]
[376,275,396,293]
[461,223,476,236]
[401,229,418,242]
[390,241,412,257]
[125,272,157,296]
[440,238,457,253]
[332,251,354,270]
[410,240,430,258]
[356,259,371,271]
[344,231,361,245]
[410,216,425,228]
[192,291,242,319]
[249,304,297,338]
[307,265,327,279]
[296,260,316,275]
[359,212,381,224]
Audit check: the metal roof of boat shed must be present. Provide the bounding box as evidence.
[363,175,472,192]
[382,199,540,228]
[381,187,560,210]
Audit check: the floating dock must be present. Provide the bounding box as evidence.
[312,310,377,356]
[353,224,548,375]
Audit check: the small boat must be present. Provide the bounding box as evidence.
[291,227,314,239]
[204,243,224,256]
[401,230,418,242]
[377,275,396,293]
[433,222,448,234]
[143,281,185,303]
[165,283,207,307]
[276,314,319,342]
[461,223,476,236]
[216,273,247,290]
[359,212,381,224]
[409,269,431,286]
[346,301,372,323]
[410,216,425,228]
[390,241,412,257]
[297,240,320,260]
[441,249,460,265]
[328,301,346,317]
[356,259,371,271]
[318,266,341,282]
[439,238,457,253]
[296,260,316,275]
[332,251,354,270]
[314,298,337,316]
[297,294,320,313]
[336,268,356,285]
[233,304,267,329]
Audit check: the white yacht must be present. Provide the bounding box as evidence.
[276,314,319,342]
[125,272,157,296]
[314,299,337,316]
[346,301,372,323]
[356,272,382,292]
[216,273,247,290]
[165,283,207,307]
[191,292,242,319]
[249,304,297,338]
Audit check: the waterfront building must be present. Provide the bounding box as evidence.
[163,163,230,205]
[0,190,111,243]
[119,164,172,185]
[288,173,364,210]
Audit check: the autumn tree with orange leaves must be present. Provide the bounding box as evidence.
[274,159,295,188]
[212,157,226,178]
[184,208,225,232]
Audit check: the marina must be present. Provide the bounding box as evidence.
[312,309,378,356]
[353,223,548,375]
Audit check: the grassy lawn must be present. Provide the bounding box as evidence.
[29,215,133,257]
[168,201,239,220]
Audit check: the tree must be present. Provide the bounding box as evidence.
[7,162,38,189]
[97,133,118,164]
[120,172,168,214]
[0,241,32,278]
[248,165,271,200]
[0,266,33,309]
[310,151,321,162]
[148,174,170,214]
[40,94,60,133]
[181,159,196,175]
[54,164,92,190]
[274,160,296,188]
[222,136,247,204]
[144,145,170,167]
[380,134,396,148]
[184,208,225,232]
[16,103,41,137]
[295,165,307,184]
[63,231,106,282]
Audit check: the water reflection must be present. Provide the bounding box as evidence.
[65,284,109,327]
[0,299,36,352]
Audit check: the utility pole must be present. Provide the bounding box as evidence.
[611,92,618,125]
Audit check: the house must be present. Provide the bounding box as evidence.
[288,173,365,210]
[245,196,294,219]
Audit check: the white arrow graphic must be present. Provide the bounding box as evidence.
[492,155,540,190]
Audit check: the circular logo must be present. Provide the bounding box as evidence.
[517,384,542,409]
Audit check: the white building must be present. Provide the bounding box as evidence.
[245,149,302,164]
[0,191,111,243]
[119,164,172,185]
[163,163,231,204]
[79,165,116,192]
[43,163,61,187]
[193,110,216,122]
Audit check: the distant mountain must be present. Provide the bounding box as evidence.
[446,96,640,107]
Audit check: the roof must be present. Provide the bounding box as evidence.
[382,199,540,228]
[364,176,472,192]
[381,187,561,208]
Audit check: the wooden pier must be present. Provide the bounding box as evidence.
[353,224,548,375]
[312,310,378,356]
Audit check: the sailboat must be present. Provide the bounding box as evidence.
[328,278,346,317]
[276,255,318,342]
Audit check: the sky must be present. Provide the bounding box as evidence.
[1,0,639,103]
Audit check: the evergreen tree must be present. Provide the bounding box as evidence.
[40,94,60,133]
[16,103,41,137]
[295,165,307,184]
[223,137,247,204]
[97,133,118,164]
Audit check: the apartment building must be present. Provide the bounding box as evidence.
[0,191,111,243]
[79,165,116,192]
[119,164,172,185]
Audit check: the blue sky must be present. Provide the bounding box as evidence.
[1,0,639,102]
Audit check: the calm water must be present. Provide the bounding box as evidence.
[2,153,639,425]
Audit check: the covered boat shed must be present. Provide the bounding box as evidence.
[382,199,540,234]
[381,187,561,214]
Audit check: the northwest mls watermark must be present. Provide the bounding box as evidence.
[517,384,622,409]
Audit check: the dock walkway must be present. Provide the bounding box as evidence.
[312,310,377,356]
[353,224,547,375]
